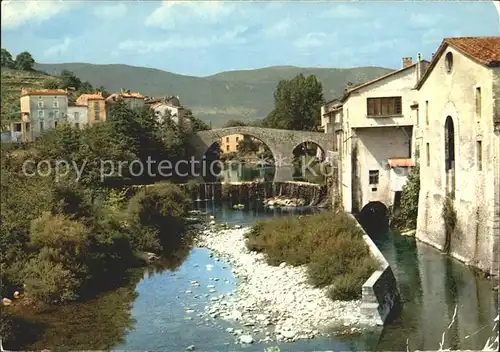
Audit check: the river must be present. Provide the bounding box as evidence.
[6,200,498,351]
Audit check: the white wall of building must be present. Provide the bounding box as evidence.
[67,106,88,129]
[341,64,421,212]
[416,45,499,275]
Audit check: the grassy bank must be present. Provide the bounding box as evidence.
[245,211,378,300]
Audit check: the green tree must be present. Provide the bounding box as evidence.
[14,51,35,71]
[224,120,247,127]
[59,70,83,90]
[79,81,94,94]
[97,85,110,98]
[186,109,210,131]
[42,78,61,89]
[0,48,15,68]
[127,182,191,252]
[263,74,324,131]
[390,164,420,231]
[237,137,259,154]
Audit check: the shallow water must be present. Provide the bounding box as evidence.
[7,200,498,351]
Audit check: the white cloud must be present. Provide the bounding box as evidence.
[44,37,72,58]
[93,3,128,20]
[357,38,401,55]
[146,0,235,29]
[409,13,441,28]
[118,26,248,53]
[1,0,76,29]
[321,4,364,19]
[263,18,293,39]
[293,32,337,50]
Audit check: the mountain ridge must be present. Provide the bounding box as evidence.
[30,62,394,127]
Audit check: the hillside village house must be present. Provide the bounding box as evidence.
[320,98,342,135]
[415,36,500,276]
[333,56,430,213]
[76,92,107,125]
[67,104,88,129]
[148,95,193,131]
[221,134,249,154]
[19,88,69,140]
[106,89,145,110]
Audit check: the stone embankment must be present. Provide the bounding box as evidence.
[195,226,379,344]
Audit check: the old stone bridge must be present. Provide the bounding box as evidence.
[187,126,336,182]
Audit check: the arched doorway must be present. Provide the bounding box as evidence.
[359,201,389,236]
[444,116,456,198]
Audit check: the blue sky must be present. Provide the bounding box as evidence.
[1,0,499,77]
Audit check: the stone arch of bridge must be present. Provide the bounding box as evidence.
[187,126,335,183]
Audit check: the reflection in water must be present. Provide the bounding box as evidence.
[375,232,498,351]
[5,202,498,351]
[7,273,140,350]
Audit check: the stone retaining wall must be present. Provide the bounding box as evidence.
[350,214,402,325]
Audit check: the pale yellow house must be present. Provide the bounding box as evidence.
[221,134,245,154]
[76,92,106,125]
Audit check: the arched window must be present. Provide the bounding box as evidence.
[444,116,455,171]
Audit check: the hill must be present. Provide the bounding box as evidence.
[1,67,60,124]
[31,63,393,127]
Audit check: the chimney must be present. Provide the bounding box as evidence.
[431,53,435,60]
[416,52,423,83]
[402,57,413,68]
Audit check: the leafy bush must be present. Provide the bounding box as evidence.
[328,274,361,301]
[245,212,378,300]
[30,213,90,256]
[390,164,420,231]
[23,254,81,303]
[127,182,191,252]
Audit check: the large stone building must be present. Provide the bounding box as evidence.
[19,88,69,139]
[415,36,500,276]
[334,56,429,213]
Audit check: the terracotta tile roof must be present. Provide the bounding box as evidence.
[121,92,144,99]
[83,94,105,100]
[106,92,145,102]
[20,89,67,96]
[416,36,500,89]
[76,92,105,106]
[444,37,500,67]
[388,158,415,167]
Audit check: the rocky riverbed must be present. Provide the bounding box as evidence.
[263,196,307,208]
[195,226,378,344]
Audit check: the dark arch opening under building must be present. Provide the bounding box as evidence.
[358,201,389,236]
